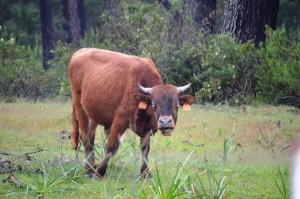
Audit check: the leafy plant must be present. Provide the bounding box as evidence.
[275,165,289,199]
[256,126,283,153]
[189,168,238,199]
[222,137,234,164]
[1,1,299,107]
[49,41,73,97]
[142,152,194,199]
[7,163,75,198]
[256,123,290,198]
[195,34,259,104]
[257,27,300,106]
[0,26,60,101]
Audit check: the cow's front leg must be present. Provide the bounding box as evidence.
[140,130,152,178]
[96,120,126,178]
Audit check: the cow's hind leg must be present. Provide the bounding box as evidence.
[71,103,80,150]
[83,119,97,173]
[71,91,97,175]
[96,118,127,178]
[75,106,97,174]
[140,131,152,178]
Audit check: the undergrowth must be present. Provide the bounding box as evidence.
[0,2,299,107]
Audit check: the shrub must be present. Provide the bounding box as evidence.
[96,2,261,105]
[1,2,299,107]
[96,2,203,90]
[195,34,260,104]
[0,26,60,101]
[49,41,73,97]
[257,27,300,106]
[95,2,299,107]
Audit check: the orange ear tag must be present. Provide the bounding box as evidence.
[182,104,191,111]
[139,101,147,109]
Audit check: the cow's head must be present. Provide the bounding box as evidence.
[136,83,195,136]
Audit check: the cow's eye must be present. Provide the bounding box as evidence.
[152,104,157,110]
[176,104,180,109]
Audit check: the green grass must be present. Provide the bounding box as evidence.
[0,101,299,198]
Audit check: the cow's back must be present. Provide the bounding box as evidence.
[69,48,162,127]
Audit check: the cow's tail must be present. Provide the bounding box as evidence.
[71,104,80,150]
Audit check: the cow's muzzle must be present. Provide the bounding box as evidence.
[158,116,174,136]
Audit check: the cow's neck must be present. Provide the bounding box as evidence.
[131,108,157,137]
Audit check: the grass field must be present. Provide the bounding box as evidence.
[0,101,299,198]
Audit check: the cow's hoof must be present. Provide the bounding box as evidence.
[93,173,104,180]
[84,172,94,178]
[95,168,106,179]
[84,169,94,178]
[84,172,103,181]
[92,173,102,181]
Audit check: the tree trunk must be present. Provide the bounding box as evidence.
[40,0,55,70]
[183,0,216,33]
[158,0,172,10]
[77,0,86,38]
[222,0,279,46]
[104,0,113,11]
[63,0,85,48]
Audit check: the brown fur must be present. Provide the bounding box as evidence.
[69,48,195,178]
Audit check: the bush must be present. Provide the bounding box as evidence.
[94,2,262,105]
[0,26,60,101]
[195,34,260,105]
[49,41,73,97]
[257,27,300,106]
[1,2,299,107]
[95,2,202,89]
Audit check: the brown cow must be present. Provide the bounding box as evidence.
[69,48,195,178]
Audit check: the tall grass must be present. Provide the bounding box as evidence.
[256,123,290,198]
[189,168,239,199]
[222,137,234,164]
[144,152,194,199]
[275,166,289,199]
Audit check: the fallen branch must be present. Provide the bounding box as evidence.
[0,159,12,164]
[181,140,204,147]
[0,169,15,174]
[17,149,44,158]
[1,149,44,159]
[4,174,24,188]
[0,152,15,156]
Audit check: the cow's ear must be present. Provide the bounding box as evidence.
[134,94,152,109]
[179,95,195,111]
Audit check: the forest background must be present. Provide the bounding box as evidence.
[0,0,299,107]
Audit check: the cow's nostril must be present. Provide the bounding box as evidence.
[167,119,172,124]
